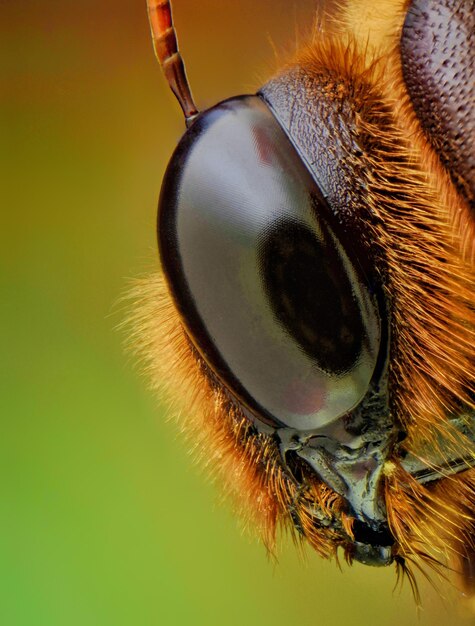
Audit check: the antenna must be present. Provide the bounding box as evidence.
[146,0,199,124]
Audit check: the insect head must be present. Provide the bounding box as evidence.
[136,0,475,594]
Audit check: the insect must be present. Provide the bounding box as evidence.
[131,0,474,599]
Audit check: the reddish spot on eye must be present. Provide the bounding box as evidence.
[280,377,326,416]
[252,126,275,166]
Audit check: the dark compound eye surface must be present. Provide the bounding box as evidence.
[159,96,381,431]
[259,220,365,376]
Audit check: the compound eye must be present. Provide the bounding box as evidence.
[159,96,381,431]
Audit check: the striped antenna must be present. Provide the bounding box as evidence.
[146,0,199,124]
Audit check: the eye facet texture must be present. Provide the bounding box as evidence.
[401,0,475,210]
[159,96,381,431]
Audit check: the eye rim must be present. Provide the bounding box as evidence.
[158,94,386,433]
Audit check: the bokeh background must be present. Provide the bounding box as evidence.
[2,1,474,625]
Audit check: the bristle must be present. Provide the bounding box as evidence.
[395,556,422,608]
[385,462,475,582]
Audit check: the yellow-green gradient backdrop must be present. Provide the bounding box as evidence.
[2,1,473,625]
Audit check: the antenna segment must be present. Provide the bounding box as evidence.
[146,0,199,123]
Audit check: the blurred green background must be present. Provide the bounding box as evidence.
[2,1,474,625]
